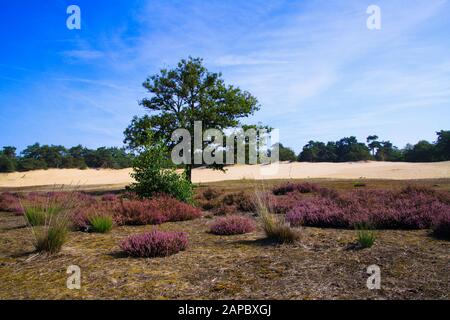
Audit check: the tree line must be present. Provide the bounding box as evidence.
[0,143,134,173]
[277,130,450,163]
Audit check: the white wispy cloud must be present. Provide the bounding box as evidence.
[16,0,450,150]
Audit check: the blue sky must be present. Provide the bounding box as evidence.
[1,0,449,153]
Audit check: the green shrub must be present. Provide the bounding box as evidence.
[89,215,113,233]
[128,140,193,203]
[0,155,16,172]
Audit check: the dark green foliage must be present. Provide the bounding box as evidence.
[298,137,370,162]
[404,141,435,162]
[0,143,134,172]
[128,140,194,203]
[124,57,260,181]
[0,154,16,172]
[298,131,449,163]
[435,130,450,161]
[277,143,297,162]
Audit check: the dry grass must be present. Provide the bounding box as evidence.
[254,191,300,243]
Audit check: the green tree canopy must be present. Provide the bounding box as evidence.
[124,57,260,181]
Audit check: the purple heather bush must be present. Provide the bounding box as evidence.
[213,203,237,216]
[0,192,22,213]
[120,230,188,257]
[209,215,256,235]
[272,182,320,195]
[114,195,202,226]
[285,187,450,230]
[71,201,117,231]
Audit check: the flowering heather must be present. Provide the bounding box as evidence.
[222,192,256,212]
[101,193,119,202]
[285,187,450,230]
[71,201,117,231]
[115,199,166,225]
[0,192,22,213]
[114,195,201,226]
[120,230,188,257]
[213,204,237,216]
[272,182,320,195]
[209,215,256,235]
[202,187,220,201]
[154,195,202,222]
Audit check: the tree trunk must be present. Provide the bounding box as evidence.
[185,164,192,183]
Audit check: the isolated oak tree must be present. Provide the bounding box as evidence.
[124,57,260,181]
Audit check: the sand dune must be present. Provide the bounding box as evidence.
[0,161,449,189]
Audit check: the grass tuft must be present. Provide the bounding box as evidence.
[355,224,376,248]
[255,191,300,244]
[89,215,113,233]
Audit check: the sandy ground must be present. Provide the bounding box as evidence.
[0,161,449,189]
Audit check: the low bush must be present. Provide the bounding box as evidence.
[222,192,256,212]
[213,204,237,216]
[115,199,166,225]
[209,215,256,235]
[202,188,220,201]
[71,201,118,231]
[272,182,320,195]
[432,214,450,240]
[285,187,450,230]
[114,195,202,226]
[156,195,202,222]
[128,141,194,203]
[120,230,188,257]
[101,193,119,202]
[0,192,22,213]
